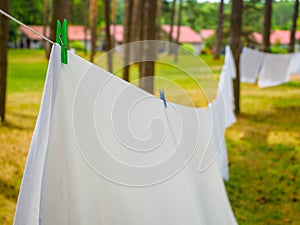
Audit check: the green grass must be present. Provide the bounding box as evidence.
[0,49,299,225]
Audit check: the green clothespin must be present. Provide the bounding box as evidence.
[56,19,68,64]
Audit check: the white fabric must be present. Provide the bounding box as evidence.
[214,46,237,180]
[13,47,60,225]
[240,47,265,83]
[223,46,236,79]
[258,53,293,88]
[290,52,300,75]
[14,44,238,225]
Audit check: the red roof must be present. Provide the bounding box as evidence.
[199,29,215,39]
[109,25,124,42]
[162,25,202,43]
[19,25,91,41]
[106,25,202,44]
[250,30,300,45]
[250,32,263,43]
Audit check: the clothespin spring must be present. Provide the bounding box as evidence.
[159,89,167,108]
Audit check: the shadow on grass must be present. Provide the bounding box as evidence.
[1,120,34,131]
[0,178,19,201]
[238,105,300,148]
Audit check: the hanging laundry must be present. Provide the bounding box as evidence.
[213,46,237,181]
[14,44,238,225]
[258,53,293,88]
[240,47,265,83]
[290,52,300,75]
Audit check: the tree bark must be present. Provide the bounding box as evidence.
[49,0,70,58]
[140,0,157,94]
[43,0,50,58]
[123,0,134,82]
[262,0,272,53]
[168,0,176,54]
[174,0,182,62]
[0,0,9,122]
[289,0,299,53]
[229,0,243,115]
[84,0,89,54]
[214,0,224,59]
[137,0,145,74]
[112,0,117,48]
[104,0,113,72]
[89,0,98,63]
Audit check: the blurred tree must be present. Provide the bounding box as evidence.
[289,0,299,53]
[122,0,134,81]
[168,0,176,55]
[89,0,98,62]
[140,0,157,94]
[262,0,272,52]
[214,0,224,59]
[43,0,50,57]
[0,0,9,122]
[242,0,263,45]
[272,1,294,30]
[104,0,113,72]
[229,0,243,114]
[10,0,43,25]
[70,0,87,25]
[111,0,117,48]
[174,0,182,62]
[49,0,70,58]
[186,1,218,31]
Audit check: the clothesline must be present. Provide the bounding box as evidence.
[0,9,54,45]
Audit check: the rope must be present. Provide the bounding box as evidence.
[0,9,54,45]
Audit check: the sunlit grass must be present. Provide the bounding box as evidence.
[0,49,299,225]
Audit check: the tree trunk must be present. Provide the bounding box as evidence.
[214,0,224,59]
[49,0,70,58]
[140,0,157,94]
[229,0,243,115]
[104,0,113,72]
[112,0,117,48]
[174,0,182,62]
[262,0,272,53]
[123,0,134,82]
[43,0,50,58]
[0,0,9,122]
[137,0,145,74]
[168,0,176,54]
[289,0,299,53]
[89,0,98,63]
[84,0,89,54]
[156,0,162,41]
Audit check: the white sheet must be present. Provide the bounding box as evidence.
[14,44,238,225]
[240,47,265,83]
[258,53,292,88]
[213,46,237,180]
[290,52,300,75]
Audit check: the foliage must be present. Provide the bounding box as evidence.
[185,0,219,31]
[270,45,289,54]
[179,43,195,54]
[69,41,85,51]
[242,0,263,34]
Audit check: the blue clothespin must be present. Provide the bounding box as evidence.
[56,19,68,64]
[159,89,167,108]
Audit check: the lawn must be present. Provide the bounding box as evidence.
[0,49,299,225]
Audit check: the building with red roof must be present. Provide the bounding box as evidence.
[18,25,91,49]
[248,30,300,45]
[199,29,215,40]
[160,25,202,54]
[105,25,203,54]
